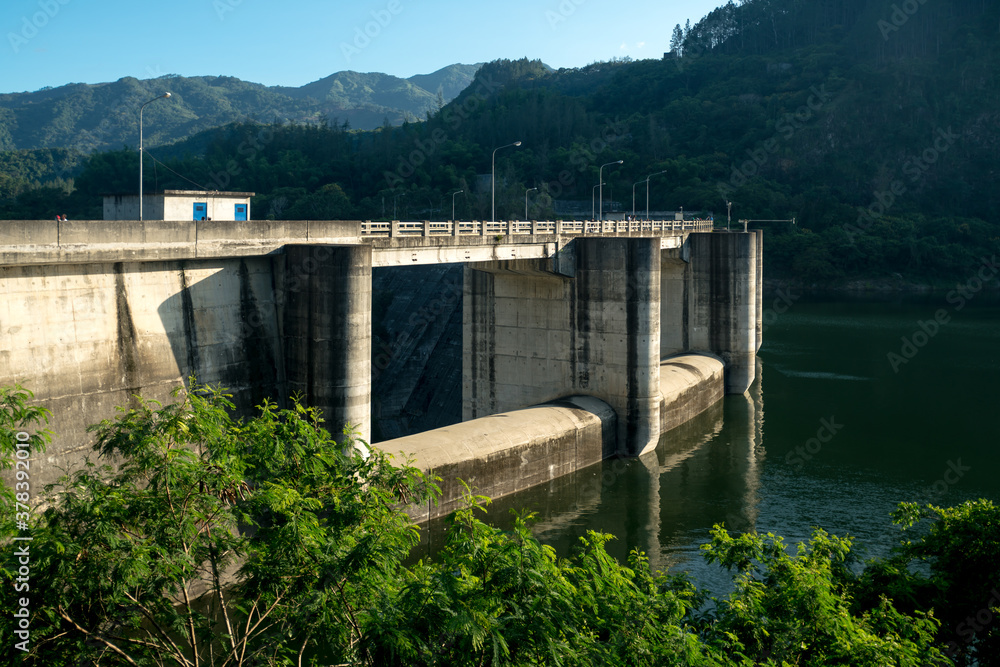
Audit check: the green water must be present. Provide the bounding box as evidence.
[419,292,1000,591]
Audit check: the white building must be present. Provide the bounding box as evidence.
[103,190,254,221]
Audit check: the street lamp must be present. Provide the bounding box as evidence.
[491,141,522,222]
[393,192,406,219]
[592,183,605,221]
[726,200,732,230]
[139,92,171,221]
[599,160,622,221]
[644,170,667,220]
[632,180,644,218]
[450,190,464,221]
[524,187,537,220]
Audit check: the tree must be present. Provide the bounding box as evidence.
[2,384,436,666]
[701,525,947,665]
[856,500,1000,666]
[1,382,993,665]
[670,24,685,56]
[0,385,51,571]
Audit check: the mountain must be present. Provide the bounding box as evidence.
[0,64,481,153]
[5,0,1000,287]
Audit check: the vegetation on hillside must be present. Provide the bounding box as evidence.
[2,383,999,665]
[2,0,999,285]
[0,64,480,152]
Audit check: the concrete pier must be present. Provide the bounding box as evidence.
[282,245,372,443]
[0,221,760,501]
[386,353,723,522]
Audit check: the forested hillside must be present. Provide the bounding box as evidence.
[0,64,479,153]
[2,0,998,285]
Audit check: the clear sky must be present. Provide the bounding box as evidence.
[1,0,724,93]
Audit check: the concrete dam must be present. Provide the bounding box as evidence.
[0,219,762,519]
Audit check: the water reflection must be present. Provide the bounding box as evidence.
[412,294,1000,592]
[413,358,766,584]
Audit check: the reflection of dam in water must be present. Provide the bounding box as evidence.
[415,358,765,578]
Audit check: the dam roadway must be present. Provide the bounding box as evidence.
[0,218,761,517]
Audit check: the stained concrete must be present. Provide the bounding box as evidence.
[659,354,725,434]
[0,225,760,503]
[0,257,284,490]
[685,232,758,394]
[381,395,616,523]
[384,353,723,523]
[282,245,372,443]
[463,237,663,457]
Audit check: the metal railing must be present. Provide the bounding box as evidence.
[359,219,714,238]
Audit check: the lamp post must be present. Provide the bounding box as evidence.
[592,183,604,221]
[632,180,644,218]
[726,200,732,230]
[524,187,537,220]
[644,170,667,220]
[599,160,622,221]
[491,141,521,222]
[393,192,406,219]
[450,190,463,221]
[139,92,171,221]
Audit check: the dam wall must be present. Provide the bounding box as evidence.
[383,353,724,523]
[0,255,284,489]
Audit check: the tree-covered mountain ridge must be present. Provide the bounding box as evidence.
[0,63,482,153]
[4,0,999,285]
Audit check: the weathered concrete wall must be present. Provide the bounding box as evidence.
[660,252,689,357]
[658,354,725,434]
[0,219,360,266]
[0,256,283,489]
[754,229,763,353]
[464,238,662,457]
[370,265,464,441]
[685,232,758,394]
[282,245,372,443]
[382,395,616,523]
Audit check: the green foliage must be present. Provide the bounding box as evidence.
[4,385,1000,664]
[701,525,946,665]
[362,489,718,666]
[855,500,1000,665]
[5,0,1000,286]
[0,385,51,576]
[1,383,436,666]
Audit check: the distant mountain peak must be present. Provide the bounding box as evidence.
[0,64,482,152]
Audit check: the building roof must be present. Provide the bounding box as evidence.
[102,190,256,197]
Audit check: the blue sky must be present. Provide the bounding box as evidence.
[1,0,724,93]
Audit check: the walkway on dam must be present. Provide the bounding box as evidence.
[0,218,713,267]
[0,218,759,505]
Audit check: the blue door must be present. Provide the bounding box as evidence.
[235,204,247,221]
[193,202,207,220]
